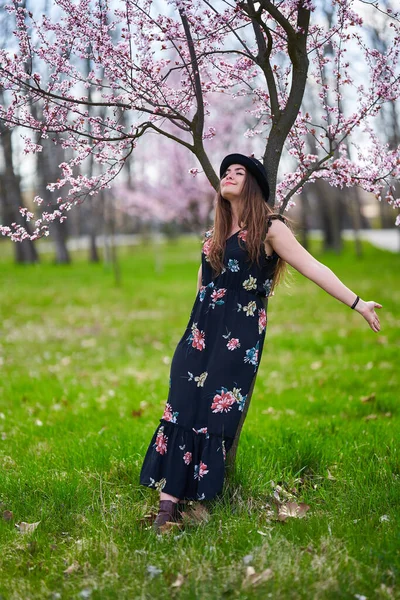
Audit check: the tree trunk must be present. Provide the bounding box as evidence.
[36,138,71,264]
[103,191,121,286]
[316,181,343,253]
[0,128,39,264]
[349,187,363,258]
[299,188,311,251]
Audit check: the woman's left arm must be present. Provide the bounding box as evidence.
[266,219,382,333]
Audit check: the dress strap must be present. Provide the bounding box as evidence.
[266,214,288,231]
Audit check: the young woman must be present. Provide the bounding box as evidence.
[139,153,382,531]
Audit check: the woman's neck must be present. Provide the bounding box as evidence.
[230,202,241,229]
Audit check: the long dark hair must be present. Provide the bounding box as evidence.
[205,170,292,293]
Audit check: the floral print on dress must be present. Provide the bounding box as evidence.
[183,451,192,465]
[211,388,236,413]
[244,341,260,371]
[211,386,247,413]
[263,278,273,296]
[199,281,214,302]
[236,301,257,317]
[199,285,207,301]
[210,287,227,309]
[148,477,167,491]
[243,300,257,316]
[188,371,208,387]
[154,426,168,455]
[233,387,247,411]
[258,308,267,334]
[226,338,241,351]
[162,402,179,423]
[187,322,206,351]
[227,258,240,272]
[194,461,209,479]
[202,229,214,262]
[238,229,248,242]
[193,426,209,438]
[243,275,257,291]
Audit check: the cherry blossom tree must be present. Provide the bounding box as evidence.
[0,0,399,242]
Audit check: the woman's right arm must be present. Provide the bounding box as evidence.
[197,264,202,292]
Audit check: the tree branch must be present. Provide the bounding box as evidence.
[179,8,205,140]
[280,153,334,213]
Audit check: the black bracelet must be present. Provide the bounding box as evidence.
[351,295,360,309]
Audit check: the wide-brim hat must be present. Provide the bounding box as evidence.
[219,153,270,202]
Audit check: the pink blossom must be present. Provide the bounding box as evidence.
[0,0,399,243]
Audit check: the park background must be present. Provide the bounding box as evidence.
[0,0,399,599]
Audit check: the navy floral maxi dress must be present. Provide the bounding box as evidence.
[139,223,280,501]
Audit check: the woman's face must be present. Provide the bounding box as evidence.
[220,164,246,201]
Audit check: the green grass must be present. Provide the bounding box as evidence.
[0,236,399,600]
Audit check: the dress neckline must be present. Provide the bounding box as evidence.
[225,229,242,242]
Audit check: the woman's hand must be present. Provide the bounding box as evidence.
[355,300,383,333]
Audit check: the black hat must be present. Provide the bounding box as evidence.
[219,153,270,202]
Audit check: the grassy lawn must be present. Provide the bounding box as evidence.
[0,236,399,599]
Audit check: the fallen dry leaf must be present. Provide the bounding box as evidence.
[171,573,185,588]
[64,561,81,575]
[2,510,13,521]
[243,566,273,587]
[158,521,183,534]
[131,409,144,418]
[15,521,41,534]
[181,502,210,524]
[278,502,310,521]
[360,393,376,403]
[327,470,336,481]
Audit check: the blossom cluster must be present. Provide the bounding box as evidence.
[0,0,399,241]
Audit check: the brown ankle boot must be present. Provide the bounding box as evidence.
[153,500,182,531]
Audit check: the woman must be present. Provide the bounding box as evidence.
[139,153,382,531]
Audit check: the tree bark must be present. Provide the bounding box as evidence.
[0,126,39,264]
[36,140,71,264]
[299,188,311,251]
